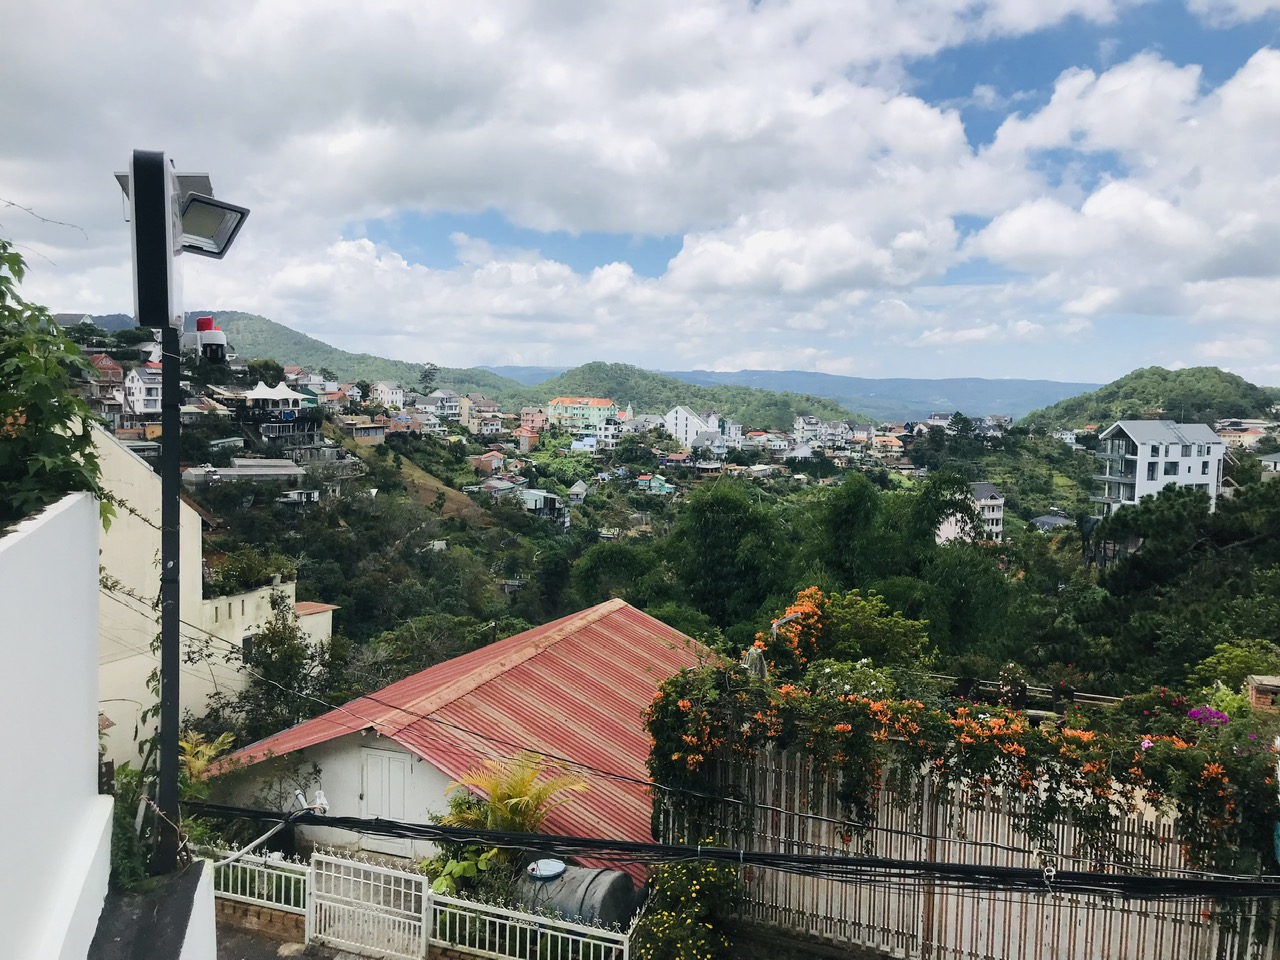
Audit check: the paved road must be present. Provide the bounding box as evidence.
[216,923,358,960]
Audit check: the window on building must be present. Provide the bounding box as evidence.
[1197,444,1205,457]
[1202,460,1210,475]
[1164,461,1179,476]
[241,635,255,663]
[1151,444,1160,457]
[1147,462,1159,481]
[1181,444,1192,457]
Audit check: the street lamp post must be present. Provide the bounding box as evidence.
[119,149,248,873]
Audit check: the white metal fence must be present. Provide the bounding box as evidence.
[203,848,633,960]
[202,847,309,915]
[432,891,630,960]
[308,853,428,960]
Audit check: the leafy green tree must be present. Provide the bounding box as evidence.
[201,592,332,742]
[247,357,285,385]
[0,240,109,527]
[64,320,111,346]
[572,540,655,606]
[1189,639,1280,692]
[418,362,439,393]
[762,586,932,678]
[669,481,789,627]
[438,751,587,835]
[799,473,883,587]
[114,325,159,346]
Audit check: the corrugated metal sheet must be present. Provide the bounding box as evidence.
[219,599,706,867]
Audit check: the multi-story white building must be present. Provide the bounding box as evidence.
[793,415,851,448]
[593,416,623,450]
[370,380,404,409]
[972,482,1005,541]
[124,362,163,416]
[664,406,743,450]
[1093,420,1225,514]
[426,389,462,420]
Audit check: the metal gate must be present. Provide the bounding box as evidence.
[306,853,429,960]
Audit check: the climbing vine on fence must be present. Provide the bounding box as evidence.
[646,660,1279,872]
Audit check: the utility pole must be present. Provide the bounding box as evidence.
[122,149,248,873]
[127,149,183,872]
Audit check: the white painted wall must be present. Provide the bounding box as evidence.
[229,734,454,861]
[297,607,335,643]
[178,862,217,960]
[0,493,113,960]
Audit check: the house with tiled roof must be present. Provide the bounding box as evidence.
[84,353,125,427]
[212,599,707,873]
[124,362,163,418]
[513,425,540,453]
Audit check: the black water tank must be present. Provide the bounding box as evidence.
[515,860,636,928]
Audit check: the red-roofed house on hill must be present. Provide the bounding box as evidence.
[546,397,618,432]
[212,599,706,874]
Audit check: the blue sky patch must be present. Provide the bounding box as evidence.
[910,0,1279,148]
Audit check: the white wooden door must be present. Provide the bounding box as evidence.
[360,748,412,856]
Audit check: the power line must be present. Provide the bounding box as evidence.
[183,801,1280,902]
[136,588,1243,881]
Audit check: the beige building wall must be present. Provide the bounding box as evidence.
[96,427,287,764]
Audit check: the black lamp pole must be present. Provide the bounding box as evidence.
[129,149,183,873]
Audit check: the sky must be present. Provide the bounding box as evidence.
[3,1,1279,384]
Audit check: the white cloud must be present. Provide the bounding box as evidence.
[1197,337,1273,360]
[916,323,1003,346]
[3,3,1280,381]
[1185,0,1280,25]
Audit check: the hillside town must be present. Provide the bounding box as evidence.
[9,5,1280,957]
[10,302,1280,960]
[67,318,1279,551]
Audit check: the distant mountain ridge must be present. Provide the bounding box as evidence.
[95,311,1104,424]
[662,370,1100,422]
[481,366,1100,421]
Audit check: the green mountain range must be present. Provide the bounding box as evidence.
[100,312,1276,433]
[167,312,856,430]
[489,362,856,431]
[1020,366,1279,430]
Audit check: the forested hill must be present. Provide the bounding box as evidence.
[490,361,858,430]
[122,312,858,430]
[1020,366,1279,430]
[162,311,522,395]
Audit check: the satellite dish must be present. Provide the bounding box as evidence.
[528,858,566,881]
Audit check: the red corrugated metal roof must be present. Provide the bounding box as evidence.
[217,599,706,871]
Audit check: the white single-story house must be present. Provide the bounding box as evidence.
[212,599,705,876]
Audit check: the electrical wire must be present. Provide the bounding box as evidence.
[183,800,1280,902]
[107,584,1254,883]
[100,582,1271,884]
